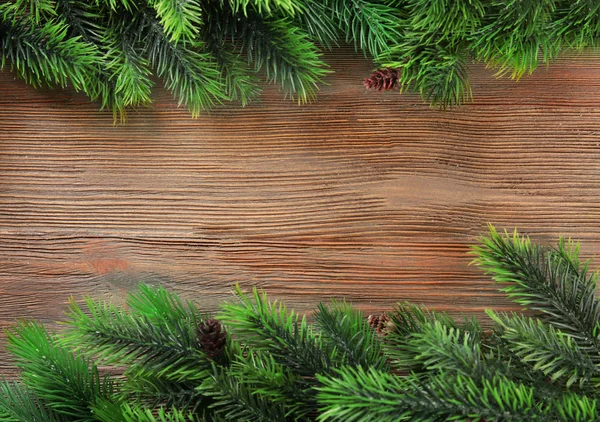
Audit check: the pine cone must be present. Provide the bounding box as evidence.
[364,68,400,91]
[367,313,390,334]
[197,318,227,359]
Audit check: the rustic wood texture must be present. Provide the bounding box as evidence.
[2,48,600,375]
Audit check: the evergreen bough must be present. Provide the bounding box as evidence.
[2,1,600,120]
[3,224,600,420]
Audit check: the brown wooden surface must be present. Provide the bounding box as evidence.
[2,48,600,375]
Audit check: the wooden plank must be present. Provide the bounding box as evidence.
[2,48,600,375]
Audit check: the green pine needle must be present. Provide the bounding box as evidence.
[471,0,557,79]
[471,225,600,357]
[230,350,310,404]
[552,393,600,422]
[228,0,300,16]
[5,321,116,421]
[0,0,57,24]
[408,0,485,39]
[0,16,100,90]
[218,285,336,378]
[317,367,548,422]
[102,31,154,108]
[240,15,330,103]
[134,6,229,116]
[488,311,600,388]
[96,0,136,12]
[329,0,401,57]
[0,380,62,422]
[120,368,209,413]
[55,0,104,44]
[384,302,471,371]
[552,1,600,48]
[314,300,387,370]
[62,286,210,383]
[316,366,412,422]
[395,318,484,377]
[293,0,339,49]
[126,283,202,326]
[205,349,315,419]
[382,40,472,108]
[93,399,197,422]
[149,0,203,43]
[199,0,262,105]
[200,363,291,421]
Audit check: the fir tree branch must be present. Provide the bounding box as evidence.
[226,350,315,418]
[488,311,600,389]
[551,393,600,422]
[206,0,328,101]
[55,0,104,43]
[227,7,329,103]
[407,0,485,41]
[45,1,131,121]
[199,363,292,421]
[548,238,600,333]
[552,0,600,48]
[384,302,472,371]
[424,372,548,421]
[0,11,122,120]
[551,236,586,274]
[472,225,600,357]
[227,0,300,16]
[327,0,401,57]
[382,39,472,108]
[470,0,557,79]
[314,300,387,371]
[63,293,210,383]
[133,5,229,116]
[0,14,101,91]
[207,47,260,106]
[292,0,338,49]
[394,319,485,377]
[317,367,415,422]
[120,368,209,413]
[7,268,600,421]
[257,18,328,103]
[0,381,63,422]
[317,367,549,422]
[147,0,202,43]
[484,331,578,400]
[199,0,261,105]
[126,283,203,327]
[4,0,600,115]
[387,301,462,338]
[96,0,136,12]
[92,399,197,422]
[121,404,196,422]
[102,26,154,109]
[5,321,116,421]
[0,0,57,24]
[51,2,150,121]
[218,285,336,379]
[386,306,570,400]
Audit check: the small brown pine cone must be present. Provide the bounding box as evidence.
[197,318,227,359]
[367,313,390,334]
[363,68,400,92]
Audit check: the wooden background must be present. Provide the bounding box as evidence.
[2,47,600,374]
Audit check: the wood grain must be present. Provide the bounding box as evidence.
[2,48,600,375]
